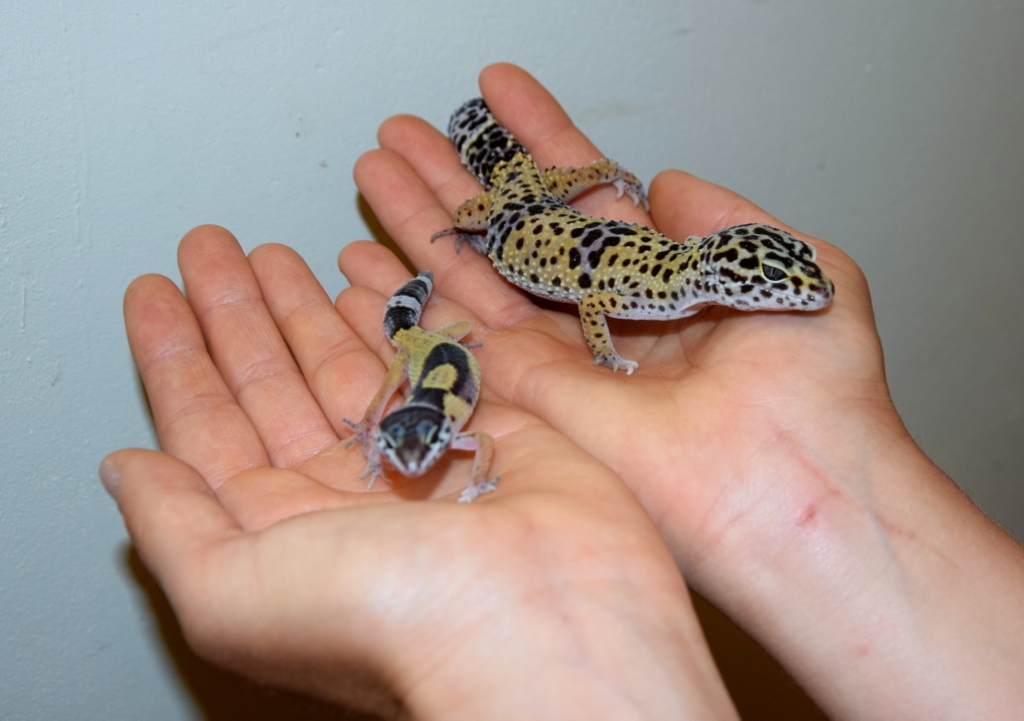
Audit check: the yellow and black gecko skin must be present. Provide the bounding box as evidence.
[345,271,498,502]
[433,98,835,373]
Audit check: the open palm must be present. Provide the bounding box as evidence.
[107,226,733,717]
[345,64,898,596]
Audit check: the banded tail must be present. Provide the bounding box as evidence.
[383,271,433,340]
[446,98,527,187]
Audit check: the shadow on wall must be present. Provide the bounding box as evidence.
[693,593,827,720]
[356,194,415,275]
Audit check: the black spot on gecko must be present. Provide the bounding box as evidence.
[578,273,592,289]
[581,228,604,248]
[712,248,739,263]
[568,247,582,269]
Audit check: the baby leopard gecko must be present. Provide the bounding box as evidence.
[345,271,499,502]
[432,98,835,374]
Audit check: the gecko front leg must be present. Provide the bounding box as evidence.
[577,293,638,374]
[343,346,411,490]
[451,430,499,502]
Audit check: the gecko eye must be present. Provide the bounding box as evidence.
[760,262,788,282]
[381,425,405,447]
[415,419,439,446]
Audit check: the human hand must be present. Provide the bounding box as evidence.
[349,62,885,587]
[101,226,738,720]
[348,63,1024,719]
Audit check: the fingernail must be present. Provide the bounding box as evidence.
[99,458,120,499]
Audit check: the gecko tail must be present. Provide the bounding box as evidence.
[383,271,434,341]
[446,98,527,187]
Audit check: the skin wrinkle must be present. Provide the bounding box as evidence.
[133,324,205,375]
[158,389,240,438]
[306,338,380,404]
[189,277,262,328]
[269,422,338,467]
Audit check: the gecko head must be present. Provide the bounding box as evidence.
[377,405,452,477]
[702,224,835,312]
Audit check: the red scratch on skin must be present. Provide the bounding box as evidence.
[796,503,818,527]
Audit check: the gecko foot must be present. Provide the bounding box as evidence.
[611,175,650,211]
[430,228,469,252]
[593,354,638,375]
[457,476,501,503]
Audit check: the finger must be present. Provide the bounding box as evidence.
[217,463,381,531]
[124,273,268,486]
[178,226,338,469]
[353,148,536,330]
[648,169,790,240]
[99,448,403,705]
[248,242,384,435]
[648,170,871,314]
[100,448,241,593]
[376,113,483,215]
[339,241,493,334]
[478,63,597,167]
[478,63,650,225]
[339,240,421,300]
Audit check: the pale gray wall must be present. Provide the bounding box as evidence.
[2,1,1021,719]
